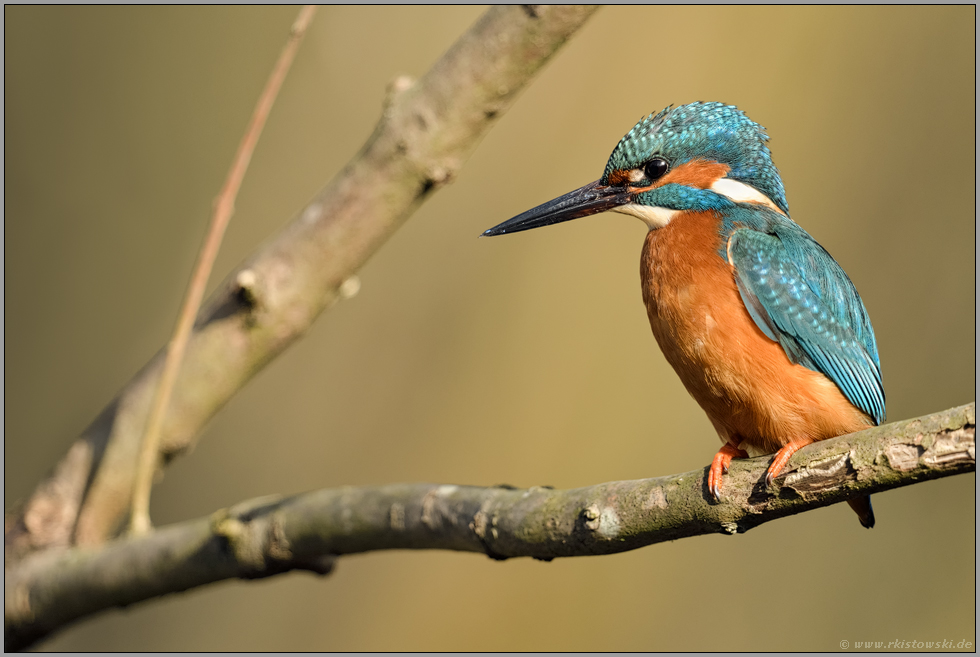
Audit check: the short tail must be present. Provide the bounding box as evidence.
[847,495,875,528]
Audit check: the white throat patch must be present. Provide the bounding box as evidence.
[613,204,679,230]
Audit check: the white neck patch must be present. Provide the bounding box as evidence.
[613,204,680,230]
[710,178,785,215]
[612,178,783,230]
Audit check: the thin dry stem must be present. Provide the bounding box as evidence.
[129,5,319,535]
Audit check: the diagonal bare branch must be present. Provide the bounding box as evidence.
[5,403,973,652]
[4,5,602,557]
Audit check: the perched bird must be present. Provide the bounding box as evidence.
[483,102,883,527]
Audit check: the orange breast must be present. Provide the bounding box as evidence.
[640,211,872,455]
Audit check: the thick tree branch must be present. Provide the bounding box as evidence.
[6,403,973,652]
[4,5,601,557]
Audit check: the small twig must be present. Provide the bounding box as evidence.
[5,403,974,652]
[129,5,319,535]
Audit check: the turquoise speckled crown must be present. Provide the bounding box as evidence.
[602,102,788,215]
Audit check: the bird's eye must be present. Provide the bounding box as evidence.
[643,157,669,181]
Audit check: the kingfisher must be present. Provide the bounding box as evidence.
[483,102,884,528]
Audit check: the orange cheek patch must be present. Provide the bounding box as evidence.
[658,159,730,189]
[630,159,730,194]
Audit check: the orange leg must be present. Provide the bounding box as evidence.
[708,441,748,502]
[764,438,814,488]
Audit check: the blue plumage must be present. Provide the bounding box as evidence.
[728,224,885,424]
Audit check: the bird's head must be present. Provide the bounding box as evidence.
[483,102,788,236]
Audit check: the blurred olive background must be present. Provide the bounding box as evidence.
[5,6,975,652]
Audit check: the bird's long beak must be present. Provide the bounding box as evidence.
[482,180,630,237]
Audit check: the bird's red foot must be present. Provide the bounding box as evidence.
[708,442,748,501]
[764,438,814,488]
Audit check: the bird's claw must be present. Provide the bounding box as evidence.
[708,442,748,503]
[765,438,813,491]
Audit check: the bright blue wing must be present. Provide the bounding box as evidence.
[728,227,885,425]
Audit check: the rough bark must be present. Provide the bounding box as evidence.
[4,5,601,557]
[5,403,973,652]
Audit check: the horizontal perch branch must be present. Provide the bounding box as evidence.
[5,403,973,651]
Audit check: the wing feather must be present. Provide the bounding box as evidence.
[728,228,885,424]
